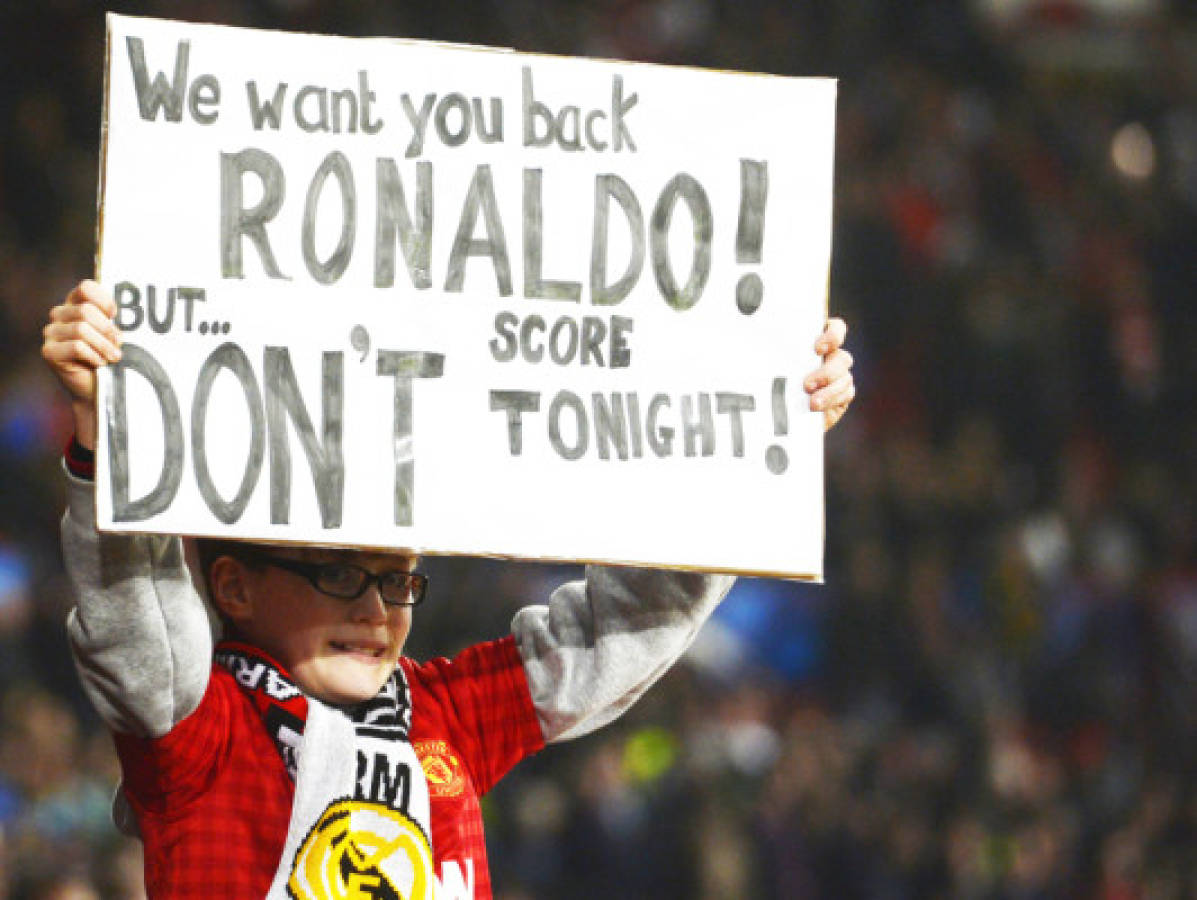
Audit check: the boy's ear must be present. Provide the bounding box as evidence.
[208,556,254,624]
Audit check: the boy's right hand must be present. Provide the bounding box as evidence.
[41,280,122,450]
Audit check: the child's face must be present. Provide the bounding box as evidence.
[233,548,418,705]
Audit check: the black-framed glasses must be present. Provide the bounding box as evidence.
[252,555,428,607]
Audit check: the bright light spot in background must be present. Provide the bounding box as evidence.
[1111,122,1155,179]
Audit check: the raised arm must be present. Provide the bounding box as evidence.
[514,567,734,742]
[45,281,214,738]
[515,319,855,743]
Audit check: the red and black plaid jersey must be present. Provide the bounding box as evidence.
[404,638,545,898]
[113,635,544,898]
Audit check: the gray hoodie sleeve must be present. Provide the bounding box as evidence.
[512,565,735,743]
[60,470,213,738]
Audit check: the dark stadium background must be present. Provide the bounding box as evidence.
[2,1,1195,896]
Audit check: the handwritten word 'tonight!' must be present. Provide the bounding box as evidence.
[489,389,756,462]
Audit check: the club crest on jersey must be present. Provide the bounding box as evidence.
[288,799,434,900]
[414,741,466,799]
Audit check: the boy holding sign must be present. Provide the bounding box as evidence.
[43,279,854,897]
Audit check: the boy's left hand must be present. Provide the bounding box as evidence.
[804,317,855,432]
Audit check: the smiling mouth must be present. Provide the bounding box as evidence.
[330,642,386,658]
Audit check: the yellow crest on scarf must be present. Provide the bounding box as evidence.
[289,799,434,900]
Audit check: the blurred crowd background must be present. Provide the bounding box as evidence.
[2,0,1196,897]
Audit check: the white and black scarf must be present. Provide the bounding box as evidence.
[216,641,436,900]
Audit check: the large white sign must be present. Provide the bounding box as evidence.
[95,14,837,577]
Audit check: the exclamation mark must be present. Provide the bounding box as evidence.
[765,376,789,474]
[735,159,768,315]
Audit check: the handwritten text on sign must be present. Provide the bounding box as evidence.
[96,15,837,576]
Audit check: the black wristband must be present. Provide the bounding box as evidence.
[65,435,96,480]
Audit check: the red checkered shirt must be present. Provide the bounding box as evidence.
[114,635,544,898]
